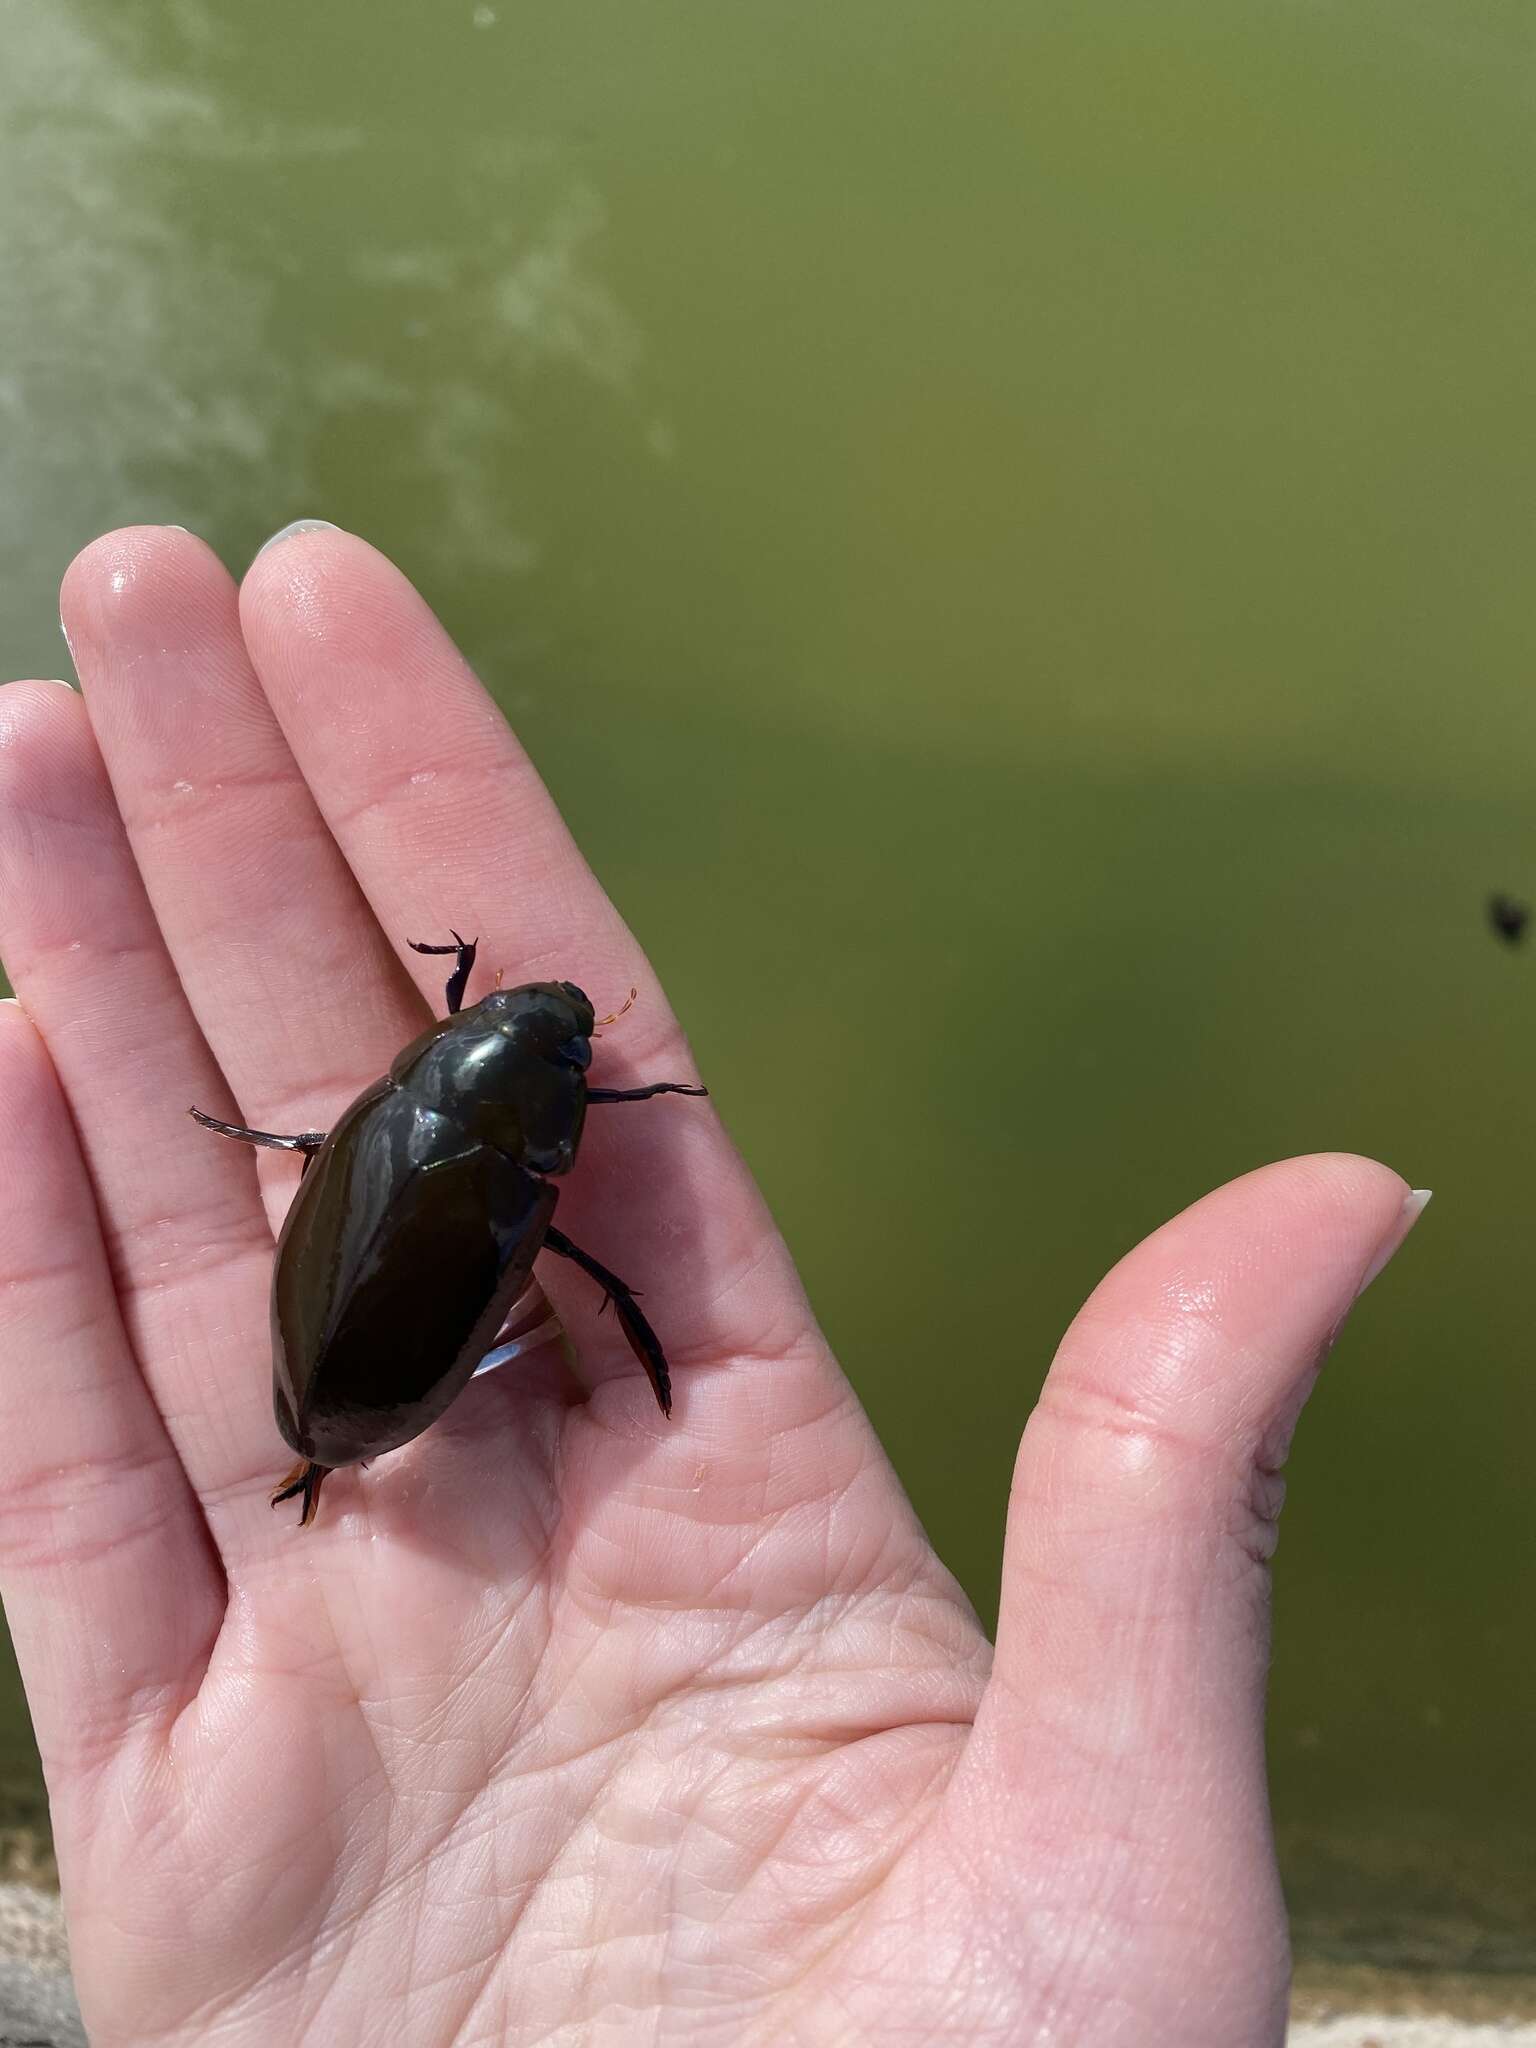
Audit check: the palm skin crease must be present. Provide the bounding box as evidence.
[0,524,1421,2047]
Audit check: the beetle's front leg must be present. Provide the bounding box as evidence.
[408,930,478,1015]
[542,1225,673,1417]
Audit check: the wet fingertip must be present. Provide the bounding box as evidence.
[256,519,341,561]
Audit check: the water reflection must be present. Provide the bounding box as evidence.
[0,0,669,674]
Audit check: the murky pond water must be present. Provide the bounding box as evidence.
[1,0,1534,1980]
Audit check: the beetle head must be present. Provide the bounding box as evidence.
[492,980,596,1069]
[389,980,598,1172]
[467,980,596,1172]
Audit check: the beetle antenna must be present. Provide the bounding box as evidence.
[593,986,639,1035]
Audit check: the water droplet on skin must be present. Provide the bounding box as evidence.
[172,779,194,795]
[409,769,436,787]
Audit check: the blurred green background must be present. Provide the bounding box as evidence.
[2,0,1534,1986]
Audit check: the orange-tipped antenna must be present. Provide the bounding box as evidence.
[593,986,639,1035]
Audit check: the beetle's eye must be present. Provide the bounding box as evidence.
[559,1035,592,1072]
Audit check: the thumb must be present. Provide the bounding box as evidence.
[952,1155,1427,2044]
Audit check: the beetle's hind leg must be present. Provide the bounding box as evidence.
[271,1459,331,1528]
[408,930,478,1015]
[542,1226,673,1417]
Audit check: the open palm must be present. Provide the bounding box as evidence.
[0,526,1421,2048]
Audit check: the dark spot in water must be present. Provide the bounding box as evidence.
[1488,892,1529,945]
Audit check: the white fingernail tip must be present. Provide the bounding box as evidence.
[1356,1188,1433,1297]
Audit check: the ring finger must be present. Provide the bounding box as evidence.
[0,677,279,1557]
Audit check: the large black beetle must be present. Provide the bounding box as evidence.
[192,933,706,1526]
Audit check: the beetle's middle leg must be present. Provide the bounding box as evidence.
[189,1108,327,1153]
[587,1083,709,1104]
[408,930,478,1015]
[542,1226,673,1417]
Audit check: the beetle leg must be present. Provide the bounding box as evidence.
[189,1108,327,1152]
[408,930,478,1015]
[271,1458,331,1527]
[542,1226,673,1417]
[586,1082,709,1104]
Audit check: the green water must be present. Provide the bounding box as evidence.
[2,0,1534,1979]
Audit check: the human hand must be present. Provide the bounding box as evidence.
[0,526,1425,2047]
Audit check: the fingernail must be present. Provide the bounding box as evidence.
[257,519,340,557]
[1355,1188,1432,1297]
[44,677,75,690]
